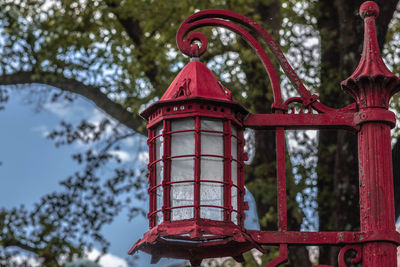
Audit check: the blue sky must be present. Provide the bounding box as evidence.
[0,85,184,267]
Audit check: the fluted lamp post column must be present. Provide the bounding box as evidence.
[341,2,400,266]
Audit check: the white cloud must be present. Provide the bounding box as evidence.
[109,150,132,162]
[31,124,50,137]
[138,151,149,164]
[43,102,86,118]
[122,136,136,147]
[86,249,128,267]
[88,108,110,126]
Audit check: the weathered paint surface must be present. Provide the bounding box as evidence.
[130,1,400,266]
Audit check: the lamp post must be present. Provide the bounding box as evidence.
[130,1,400,266]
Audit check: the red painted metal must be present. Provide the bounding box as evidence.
[341,2,400,266]
[131,1,400,266]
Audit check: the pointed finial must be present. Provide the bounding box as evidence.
[341,1,400,109]
[359,1,379,19]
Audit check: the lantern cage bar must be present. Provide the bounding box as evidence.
[130,1,400,266]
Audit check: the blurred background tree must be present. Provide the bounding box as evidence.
[0,0,399,266]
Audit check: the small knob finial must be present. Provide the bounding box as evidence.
[360,1,379,19]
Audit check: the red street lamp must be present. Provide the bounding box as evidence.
[130,1,400,266]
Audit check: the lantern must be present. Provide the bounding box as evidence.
[129,59,254,265]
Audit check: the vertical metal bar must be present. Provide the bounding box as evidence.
[358,122,397,266]
[237,127,245,226]
[148,128,155,228]
[276,127,287,231]
[266,127,289,267]
[194,116,201,219]
[223,120,232,221]
[163,120,171,221]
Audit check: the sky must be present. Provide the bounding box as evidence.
[0,85,260,267]
[0,85,185,267]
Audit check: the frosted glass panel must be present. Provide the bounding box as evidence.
[200,157,223,181]
[231,137,237,160]
[231,124,237,136]
[170,119,195,221]
[171,158,194,181]
[171,133,194,156]
[171,183,194,220]
[231,161,238,185]
[156,186,163,225]
[155,161,163,185]
[200,207,224,221]
[156,123,163,135]
[155,135,163,160]
[201,132,223,156]
[231,186,238,224]
[155,212,163,225]
[231,187,238,211]
[201,119,223,156]
[156,186,163,210]
[200,182,224,221]
[155,122,163,190]
[231,211,238,225]
[201,119,223,131]
[171,118,195,157]
[171,207,193,221]
[171,118,195,131]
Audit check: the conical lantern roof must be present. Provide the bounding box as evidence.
[140,60,247,119]
[160,60,233,102]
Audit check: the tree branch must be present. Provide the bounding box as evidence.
[104,0,159,85]
[0,72,146,135]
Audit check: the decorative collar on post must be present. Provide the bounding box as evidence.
[341,1,400,109]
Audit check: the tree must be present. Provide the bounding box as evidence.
[0,0,399,266]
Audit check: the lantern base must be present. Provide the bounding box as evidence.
[128,219,256,265]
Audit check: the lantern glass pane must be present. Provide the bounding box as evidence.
[201,119,223,156]
[155,123,163,185]
[155,124,163,159]
[171,158,194,220]
[231,211,238,225]
[155,123,164,225]
[170,118,195,221]
[171,184,194,220]
[200,182,224,221]
[171,118,195,156]
[231,124,238,225]
[231,187,238,211]
[231,161,237,185]
[231,137,237,160]
[155,162,163,188]
[231,124,237,136]
[200,157,223,181]
[201,119,223,131]
[156,186,163,224]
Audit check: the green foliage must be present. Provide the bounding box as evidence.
[0,0,399,266]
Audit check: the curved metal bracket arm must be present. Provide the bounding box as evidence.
[176,9,336,113]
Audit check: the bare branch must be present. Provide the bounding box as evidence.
[0,72,146,135]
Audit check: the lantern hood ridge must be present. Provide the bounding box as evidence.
[140,60,248,120]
